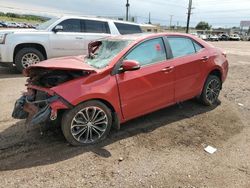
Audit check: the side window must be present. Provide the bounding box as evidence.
[58,19,81,32]
[114,22,142,35]
[167,37,196,58]
[125,38,166,66]
[193,41,203,52]
[83,20,110,34]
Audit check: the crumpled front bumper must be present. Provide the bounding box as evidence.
[12,87,71,126]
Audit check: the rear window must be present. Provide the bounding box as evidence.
[167,37,196,58]
[83,20,110,34]
[114,22,142,35]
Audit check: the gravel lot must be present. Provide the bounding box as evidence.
[0,41,250,188]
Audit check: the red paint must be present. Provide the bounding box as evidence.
[26,33,228,124]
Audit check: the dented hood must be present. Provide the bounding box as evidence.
[26,55,97,73]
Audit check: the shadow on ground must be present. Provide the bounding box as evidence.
[0,65,22,79]
[0,99,243,171]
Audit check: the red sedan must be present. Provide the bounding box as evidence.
[12,33,228,145]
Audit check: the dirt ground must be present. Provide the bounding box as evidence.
[0,41,250,188]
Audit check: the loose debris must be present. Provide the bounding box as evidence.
[204,145,217,154]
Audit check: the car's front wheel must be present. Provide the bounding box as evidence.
[61,100,112,146]
[200,75,221,106]
[15,47,45,73]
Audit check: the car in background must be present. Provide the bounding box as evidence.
[12,33,229,145]
[0,16,143,72]
[219,34,230,41]
[198,34,208,41]
[230,34,241,41]
[0,22,7,28]
[208,34,219,41]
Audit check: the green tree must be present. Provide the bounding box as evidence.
[195,21,212,30]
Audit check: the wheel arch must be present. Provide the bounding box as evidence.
[199,68,223,95]
[78,98,121,130]
[13,43,47,63]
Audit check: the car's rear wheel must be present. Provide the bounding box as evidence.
[61,100,112,146]
[200,75,221,106]
[15,48,45,73]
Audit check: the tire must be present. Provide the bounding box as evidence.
[200,75,221,106]
[61,100,112,146]
[15,47,45,73]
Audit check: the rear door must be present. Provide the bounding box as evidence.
[166,36,207,101]
[49,19,85,58]
[116,37,175,120]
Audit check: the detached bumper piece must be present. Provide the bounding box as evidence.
[12,96,29,119]
[12,95,59,126]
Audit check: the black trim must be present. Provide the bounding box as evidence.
[163,36,173,59]
[57,95,74,109]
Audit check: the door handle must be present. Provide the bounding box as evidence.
[201,56,209,61]
[75,37,83,39]
[162,66,174,73]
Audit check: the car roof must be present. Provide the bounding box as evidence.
[103,32,211,48]
[104,32,197,41]
[59,15,141,26]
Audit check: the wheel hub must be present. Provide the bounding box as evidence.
[70,106,108,144]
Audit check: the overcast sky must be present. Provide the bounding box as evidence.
[0,0,250,27]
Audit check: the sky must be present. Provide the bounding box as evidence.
[0,0,250,28]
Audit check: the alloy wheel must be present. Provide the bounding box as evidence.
[70,106,108,144]
[21,53,41,68]
[205,79,220,104]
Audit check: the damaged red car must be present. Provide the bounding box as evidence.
[12,33,228,146]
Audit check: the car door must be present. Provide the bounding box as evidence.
[49,19,85,58]
[81,19,112,54]
[166,36,207,102]
[116,37,175,120]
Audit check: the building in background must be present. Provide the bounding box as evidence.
[240,20,250,35]
[140,23,161,33]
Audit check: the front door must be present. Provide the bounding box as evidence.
[116,37,175,120]
[49,19,85,58]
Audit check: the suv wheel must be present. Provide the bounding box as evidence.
[200,75,221,106]
[61,100,112,146]
[15,48,45,73]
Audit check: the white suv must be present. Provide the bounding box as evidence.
[0,16,142,72]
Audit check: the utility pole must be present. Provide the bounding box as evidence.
[148,12,152,24]
[186,0,192,33]
[169,15,173,29]
[126,0,130,21]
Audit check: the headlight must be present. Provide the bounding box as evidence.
[0,33,7,44]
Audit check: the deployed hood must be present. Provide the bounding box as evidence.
[25,55,97,73]
[24,56,98,88]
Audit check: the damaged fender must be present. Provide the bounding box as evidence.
[12,90,70,126]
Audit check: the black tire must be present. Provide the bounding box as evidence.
[61,100,112,146]
[15,47,45,73]
[200,75,221,106]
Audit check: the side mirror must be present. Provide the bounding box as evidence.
[120,60,140,72]
[53,25,63,33]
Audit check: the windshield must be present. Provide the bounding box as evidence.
[86,40,132,69]
[36,17,60,30]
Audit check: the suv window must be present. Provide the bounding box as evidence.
[125,38,166,66]
[114,22,142,35]
[83,20,110,33]
[168,37,197,58]
[58,19,81,32]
